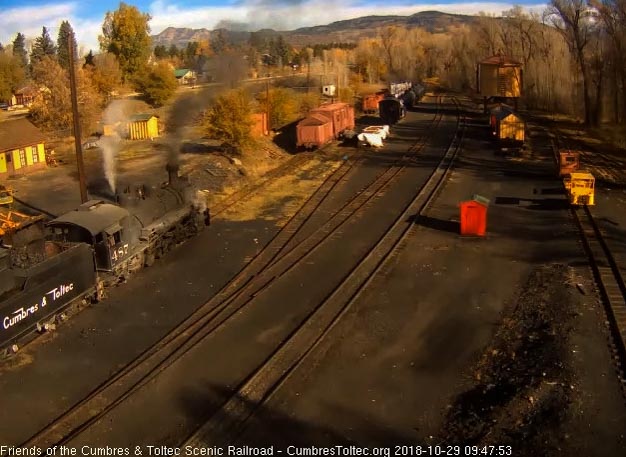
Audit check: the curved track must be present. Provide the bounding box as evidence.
[22,97,451,447]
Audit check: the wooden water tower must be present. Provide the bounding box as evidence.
[477,55,522,111]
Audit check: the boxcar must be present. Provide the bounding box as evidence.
[310,102,355,138]
[379,97,405,125]
[296,114,334,149]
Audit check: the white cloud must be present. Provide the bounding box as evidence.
[0,2,101,55]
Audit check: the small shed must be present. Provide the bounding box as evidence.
[477,55,522,99]
[10,86,37,107]
[127,114,159,140]
[493,106,524,143]
[174,69,196,85]
[296,114,334,149]
[459,195,490,237]
[322,85,336,97]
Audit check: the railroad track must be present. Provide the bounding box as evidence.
[552,136,626,399]
[183,97,464,446]
[22,97,449,447]
[572,206,626,397]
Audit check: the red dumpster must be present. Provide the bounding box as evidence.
[459,195,489,236]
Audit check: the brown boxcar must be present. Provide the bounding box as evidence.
[310,102,355,138]
[362,92,385,113]
[296,114,334,149]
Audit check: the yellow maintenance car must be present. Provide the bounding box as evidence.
[564,172,595,205]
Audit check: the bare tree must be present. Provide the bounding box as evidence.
[545,0,598,124]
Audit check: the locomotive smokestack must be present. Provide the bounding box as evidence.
[166,162,179,186]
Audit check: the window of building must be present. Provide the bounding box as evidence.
[31,146,38,163]
[18,149,26,167]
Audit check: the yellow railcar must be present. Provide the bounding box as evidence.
[564,172,595,205]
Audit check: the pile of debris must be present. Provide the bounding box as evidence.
[440,264,575,454]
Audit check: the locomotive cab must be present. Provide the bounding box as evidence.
[564,172,595,206]
[48,200,141,272]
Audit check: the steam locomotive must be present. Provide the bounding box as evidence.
[0,162,209,354]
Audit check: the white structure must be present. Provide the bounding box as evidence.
[322,85,336,97]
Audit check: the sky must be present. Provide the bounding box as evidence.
[0,0,548,54]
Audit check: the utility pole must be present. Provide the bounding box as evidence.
[68,37,88,203]
[266,79,270,132]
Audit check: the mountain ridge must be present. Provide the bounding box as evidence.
[151,10,476,48]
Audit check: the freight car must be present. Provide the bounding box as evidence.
[296,102,355,150]
[1,162,210,353]
[362,92,386,113]
[379,97,406,125]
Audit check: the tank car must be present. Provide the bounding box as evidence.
[402,90,416,110]
[379,97,406,125]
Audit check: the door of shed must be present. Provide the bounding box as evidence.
[459,199,488,236]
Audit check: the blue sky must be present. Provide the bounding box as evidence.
[0,0,547,54]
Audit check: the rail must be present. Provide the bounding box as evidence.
[22,96,450,447]
[183,97,464,445]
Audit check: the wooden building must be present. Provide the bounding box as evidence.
[126,114,159,140]
[174,69,196,85]
[477,55,522,110]
[0,119,47,176]
[10,86,37,107]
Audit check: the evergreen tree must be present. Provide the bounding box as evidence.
[153,44,167,59]
[57,21,77,70]
[12,33,28,68]
[168,44,178,58]
[0,43,4,52]
[84,50,95,68]
[30,27,57,65]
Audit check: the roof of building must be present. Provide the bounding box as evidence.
[49,200,130,237]
[480,55,521,66]
[0,118,46,152]
[174,69,192,78]
[14,85,38,96]
[128,113,157,122]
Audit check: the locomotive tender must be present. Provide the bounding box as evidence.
[0,162,209,353]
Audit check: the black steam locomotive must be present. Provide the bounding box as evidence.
[0,163,209,353]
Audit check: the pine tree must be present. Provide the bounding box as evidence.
[0,43,4,52]
[84,50,95,68]
[12,33,28,68]
[30,27,57,65]
[57,21,77,70]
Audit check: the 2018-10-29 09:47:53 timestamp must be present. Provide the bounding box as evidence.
[393,445,513,456]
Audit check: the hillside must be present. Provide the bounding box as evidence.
[151,10,476,48]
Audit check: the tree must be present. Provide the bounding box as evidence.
[0,43,4,52]
[12,33,28,68]
[0,52,26,102]
[84,50,95,68]
[202,88,254,148]
[57,21,77,71]
[29,56,102,134]
[168,44,179,58]
[99,2,152,81]
[87,52,123,98]
[258,87,299,129]
[133,61,177,107]
[545,0,597,125]
[30,27,57,65]
[154,44,167,59]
